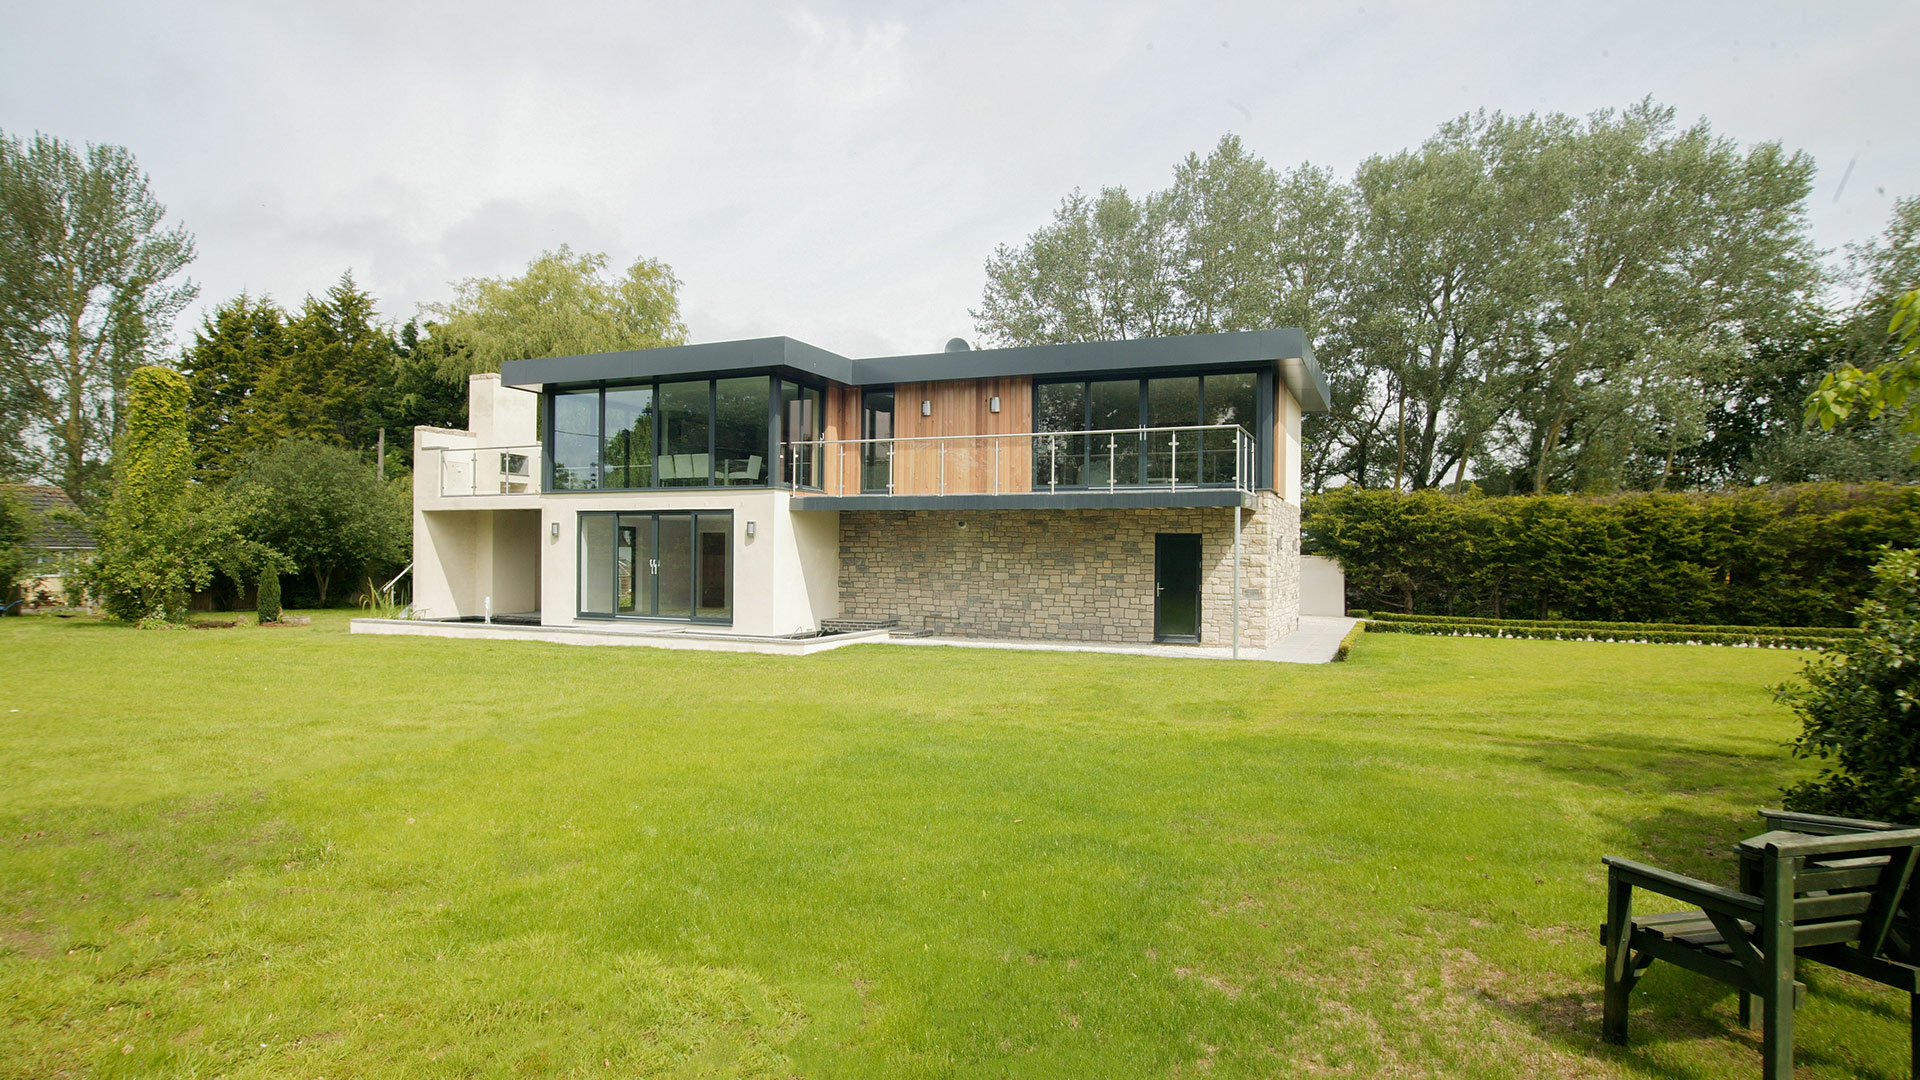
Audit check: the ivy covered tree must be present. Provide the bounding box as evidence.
[1778,549,1920,823]
[84,366,237,625]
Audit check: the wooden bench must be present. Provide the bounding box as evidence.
[1601,810,1920,1079]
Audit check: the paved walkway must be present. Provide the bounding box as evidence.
[886,615,1360,664]
[353,615,1361,665]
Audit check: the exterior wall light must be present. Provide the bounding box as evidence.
[550,522,560,538]
[921,400,932,416]
[745,520,757,538]
[989,396,1001,413]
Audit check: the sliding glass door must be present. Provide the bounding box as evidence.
[580,511,731,623]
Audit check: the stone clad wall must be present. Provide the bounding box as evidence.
[837,494,1299,647]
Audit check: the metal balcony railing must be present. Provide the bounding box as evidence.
[785,424,1256,498]
[437,445,543,497]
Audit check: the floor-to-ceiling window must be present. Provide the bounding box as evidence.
[578,511,732,623]
[1034,371,1263,488]
[861,389,894,492]
[780,382,823,488]
[553,389,601,490]
[545,377,777,491]
[602,385,654,489]
[713,377,770,486]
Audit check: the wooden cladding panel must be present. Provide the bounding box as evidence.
[887,378,1033,495]
[821,384,863,495]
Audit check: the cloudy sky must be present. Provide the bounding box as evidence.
[3,1,1916,359]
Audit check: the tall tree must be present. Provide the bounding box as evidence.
[1505,102,1819,493]
[422,246,688,375]
[179,293,287,482]
[0,131,197,506]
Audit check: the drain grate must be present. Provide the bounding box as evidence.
[821,617,898,635]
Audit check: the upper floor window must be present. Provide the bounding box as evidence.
[1034,371,1260,488]
[547,376,781,491]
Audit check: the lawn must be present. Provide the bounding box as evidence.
[0,613,1906,1078]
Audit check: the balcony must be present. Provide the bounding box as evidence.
[437,445,543,497]
[786,425,1257,511]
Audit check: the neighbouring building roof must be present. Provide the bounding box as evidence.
[2,484,96,552]
[500,329,1331,413]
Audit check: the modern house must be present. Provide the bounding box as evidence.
[402,329,1327,650]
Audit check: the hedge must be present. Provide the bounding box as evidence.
[1332,620,1366,662]
[1304,483,1920,627]
[1363,619,1843,650]
[1363,611,1866,637]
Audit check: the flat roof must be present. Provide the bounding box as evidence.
[500,328,1329,412]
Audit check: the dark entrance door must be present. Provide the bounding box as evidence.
[1154,533,1202,642]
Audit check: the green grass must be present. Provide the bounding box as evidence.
[0,612,1906,1078]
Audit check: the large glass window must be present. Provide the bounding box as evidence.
[659,380,712,487]
[1146,377,1200,483]
[1034,381,1086,488]
[1035,371,1261,488]
[579,511,731,623]
[579,514,616,613]
[553,390,600,491]
[713,377,769,487]
[1088,379,1140,486]
[780,382,823,488]
[603,385,654,489]
[1203,372,1259,485]
[697,515,731,620]
[861,389,894,492]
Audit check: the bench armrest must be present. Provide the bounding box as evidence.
[1603,856,1763,915]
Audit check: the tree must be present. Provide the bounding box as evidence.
[0,130,197,507]
[422,246,687,376]
[85,366,236,625]
[0,487,29,606]
[1805,199,1920,455]
[1778,548,1920,822]
[179,293,288,482]
[254,273,400,450]
[230,439,407,605]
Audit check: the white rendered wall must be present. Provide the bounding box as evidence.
[538,490,840,636]
[1300,554,1346,617]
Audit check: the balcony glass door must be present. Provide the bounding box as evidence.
[583,511,730,623]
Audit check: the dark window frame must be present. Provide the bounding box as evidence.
[575,509,734,625]
[543,376,781,492]
[1029,365,1272,490]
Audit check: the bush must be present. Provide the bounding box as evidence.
[1778,549,1920,823]
[1332,621,1366,662]
[257,569,281,624]
[1365,611,1865,637]
[1364,619,1841,650]
[1304,483,1920,626]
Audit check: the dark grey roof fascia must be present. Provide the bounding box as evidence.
[500,337,855,389]
[861,329,1329,413]
[791,489,1254,512]
[498,329,1329,413]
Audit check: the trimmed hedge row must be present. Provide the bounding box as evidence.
[1332,620,1366,662]
[1304,483,1920,627]
[1363,619,1842,650]
[1360,610,1865,637]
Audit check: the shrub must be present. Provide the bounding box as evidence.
[1332,621,1366,662]
[1778,549,1920,823]
[257,569,282,624]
